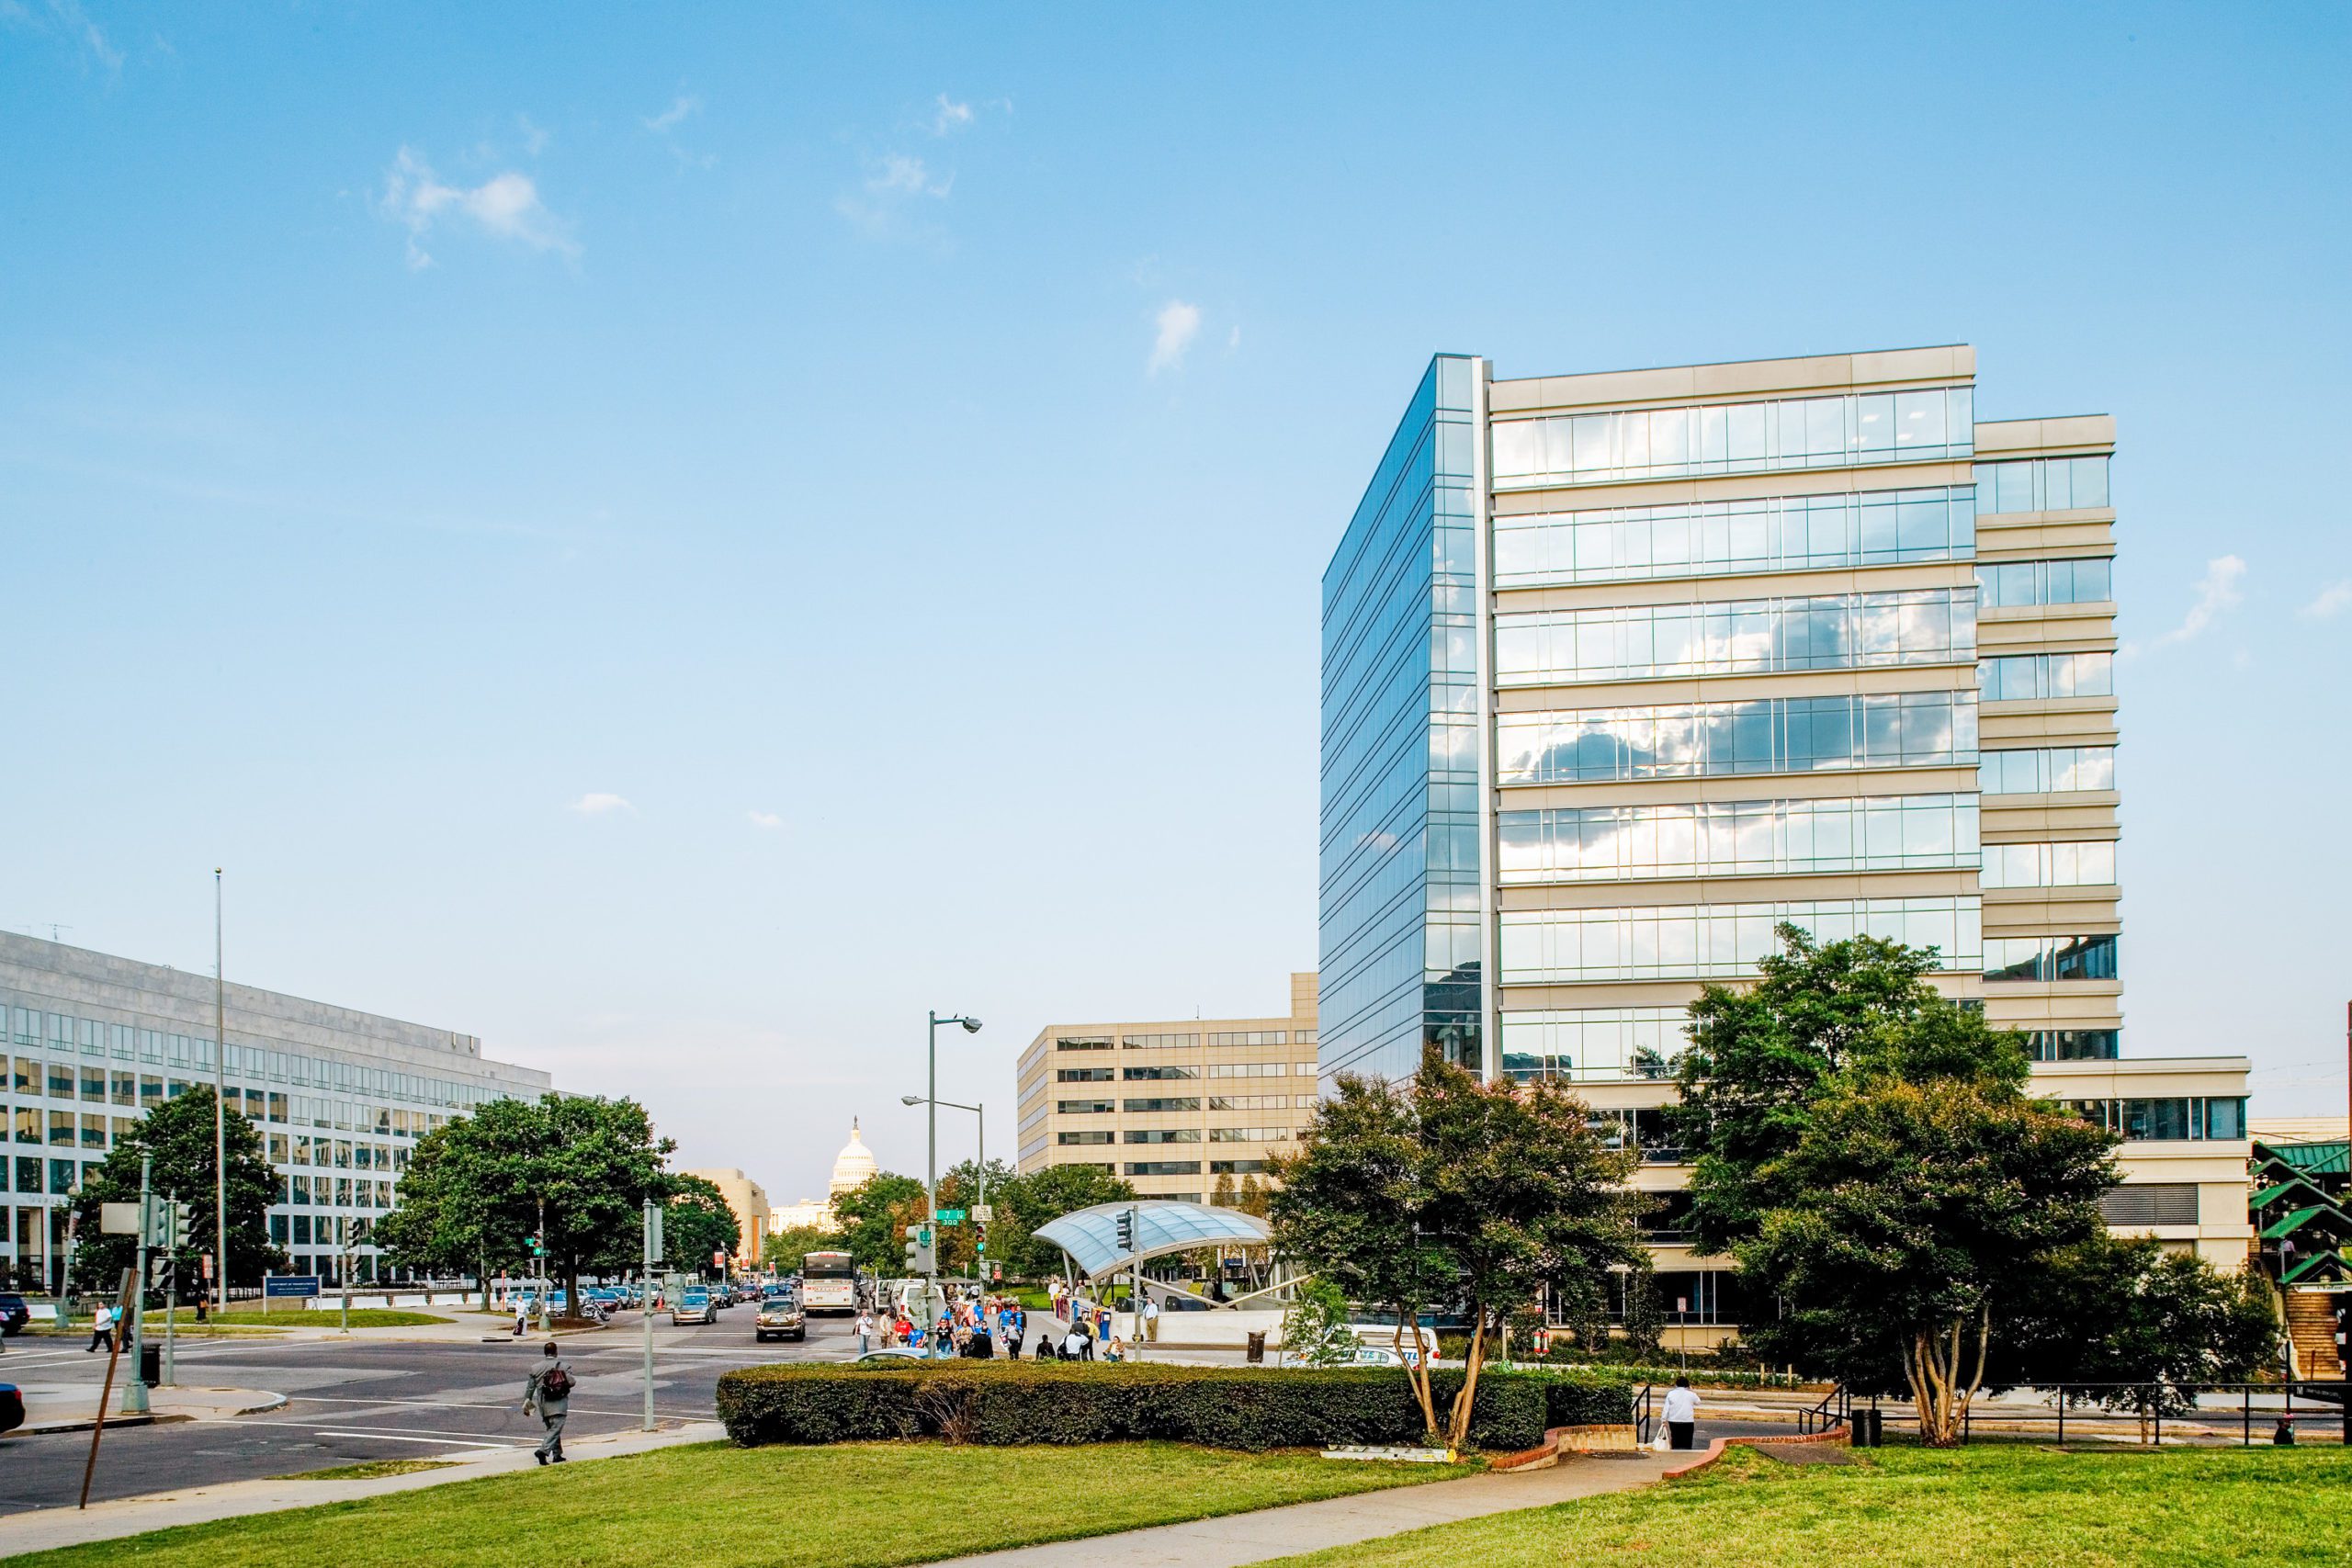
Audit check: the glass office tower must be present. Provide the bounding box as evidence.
[1318,348,2253,1313]
[1318,357,1487,1084]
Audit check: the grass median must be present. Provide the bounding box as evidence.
[2,1439,1475,1568]
[1251,1442,2352,1568]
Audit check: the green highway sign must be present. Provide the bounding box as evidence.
[937,1209,966,1226]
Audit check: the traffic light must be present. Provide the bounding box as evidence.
[1114,1207,1136,1255]
[903,1223,935,1275]
[526,1233,546,1259]
[976,1221,988,1258]
[145,1201,191,1248]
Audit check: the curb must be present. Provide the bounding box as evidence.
[14,1389,288,1437]
[1663,1425,1849,1480]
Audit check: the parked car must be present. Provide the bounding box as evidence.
[0,1382,22,1436]
[671,1289,716,1326]
[853,1348,925,1364]
[0,1294,31,1337]
[754,1296,806,1343]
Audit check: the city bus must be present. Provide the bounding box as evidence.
[800,1250,858,1313]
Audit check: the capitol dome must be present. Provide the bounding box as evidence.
[828,1118,877,1196]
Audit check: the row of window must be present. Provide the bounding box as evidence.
[1498,794,1977,884]
[4,1066,455,1140]
[1977,557,2112,608]
[1499,898,1980,984]
[1981,746,2116,795]
[1054,1030,1308,1052]
[1064,1127,1298,1146]
[1493,485,1975,586]
[3,1004,507,1111]
[1500,1010,2128,1080]
[1121,1160,1272,1177]
[1492,386,1973,486]
[1981,652,2113,701]
[1075,1095,1318,1114]
[2062,1097,2246,1142]
[1497,589,1975,685]
[1975,457,2110,514]
[1498,692,1977,784]
[1981,840,2118,888]
[2024,1030,2120,1061]
[1984,934,2119,982]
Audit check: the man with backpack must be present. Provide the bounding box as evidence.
[524,1341,574,1464]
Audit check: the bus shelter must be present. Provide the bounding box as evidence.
[1033,1200,1289,1308]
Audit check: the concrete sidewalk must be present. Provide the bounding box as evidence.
[0,1416,728,1556]
[11,1382,286,1436]
[924,1453,1679,1568]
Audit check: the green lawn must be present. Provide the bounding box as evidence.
[3,1440,1473,1568]
[1251,1443,2352,1568]
[149,1307,452,1329]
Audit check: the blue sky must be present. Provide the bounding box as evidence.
[4,3,2346,1197]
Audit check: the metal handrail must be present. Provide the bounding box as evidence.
[1633,1383,1656,1446]
[1795,1382,1849,1435]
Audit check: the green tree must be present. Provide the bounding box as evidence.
[664,1173,742,1278]
[376,1093,673,1312]
[1272,1050,1649,1448]
[830,1171,928,1273]
[1280,1278,1363,1366]
[2003,1234,2279,1438]
[71,1087,288,1295]
[763,1224,835,1274]
[990,1162,1137,1280]
[933,1157,1017,1278]
[1670,924,2030,1259]
[1744,1077,2117,1445]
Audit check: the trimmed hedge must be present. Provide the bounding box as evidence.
[715,1362,1631,1452]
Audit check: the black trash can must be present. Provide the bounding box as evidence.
[1849,1408,1882,1448]
[139,1343,161,1388]
[1245,1331,1265,1364]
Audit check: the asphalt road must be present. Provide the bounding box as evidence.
[0,1309,860,1515]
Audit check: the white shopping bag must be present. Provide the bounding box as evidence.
[1650,1432,1671,1452]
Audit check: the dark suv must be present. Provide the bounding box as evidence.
[0,1294,31,1337]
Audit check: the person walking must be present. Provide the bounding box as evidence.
[854,1308,874,1356]
[1663,1374,1701,1450]
[524,1341,574,1465]
[86,1301,116,1354]
[512,1296,528,1337]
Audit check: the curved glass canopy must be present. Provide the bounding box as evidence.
[1033,1200,1270,1278]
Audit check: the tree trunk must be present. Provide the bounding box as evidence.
[1904,1305,1990,1448]
[1447,1309,1489,1451]
[1391,1303,1438,1442]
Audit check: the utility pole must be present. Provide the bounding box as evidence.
[213,869,228,1319]
[641,1198,662,1433]
[162,1194,178,1387]
[125,1156,152,1416]
[339,1216,352,1334]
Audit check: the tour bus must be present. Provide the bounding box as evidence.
[800,1250,858,1314]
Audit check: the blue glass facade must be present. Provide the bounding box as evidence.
[1317,356,1482,1084]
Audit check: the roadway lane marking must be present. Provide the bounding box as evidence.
[310,1431,526,1449]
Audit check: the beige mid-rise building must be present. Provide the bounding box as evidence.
[680,1167,769,1268]
[1015,973,1317,1203]
[1320,347,2252,1342]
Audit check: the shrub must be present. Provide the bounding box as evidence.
[713,1362,1621,1451]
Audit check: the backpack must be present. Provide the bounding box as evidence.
[539,1365,572,1401]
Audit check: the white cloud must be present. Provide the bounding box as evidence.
[516,113,549,155]
[1227,324,1242,351]
[870,153,952,197]
[3,0,119,67]
[1149,300,1202,375]
[2300,579,2352,620]
[642,95,699,133]
[570,793,633,816]
[747,810,784,830]
[2151,555,2246,649]
[376,147,576,269]
[932,94,973,135]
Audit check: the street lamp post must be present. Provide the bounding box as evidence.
[903,1095,984,1272]
[922,1012,980,1314]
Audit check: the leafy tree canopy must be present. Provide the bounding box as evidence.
[71,1086,288,1295]
[763,1224,836,1274]
[829,1171,928,1273]
[1272,1049,1648,1447]
[664,1173,742,1275]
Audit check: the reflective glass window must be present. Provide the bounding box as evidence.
[1498,691,1977,784]
[1498,794,1976,883]
[1980,746,2116,795]
[1494,486,1975,586]
[1979,653,2114,701]
[1498,589,1974,685]
[1500,897,1980,984]
[1981,840,2118,888]
[1973,457,2111,513]
[1494,385,1973,486]
[1982,934,2119,981]
[1976,557,2113,607]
